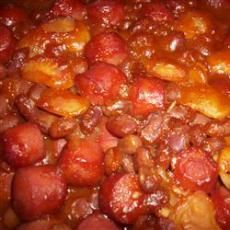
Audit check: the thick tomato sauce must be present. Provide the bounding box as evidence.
[0,0,230,229]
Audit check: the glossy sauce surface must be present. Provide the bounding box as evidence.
[0,0,230,229]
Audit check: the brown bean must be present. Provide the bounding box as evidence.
[106,114,137,138]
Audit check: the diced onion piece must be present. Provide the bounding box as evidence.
[42,17,76,33]
[171,191,219,230]
[38,89,90,117]
[207,50,230,75]
[180,84,230,120]
[22,57,74,89]
[219,147,230,189]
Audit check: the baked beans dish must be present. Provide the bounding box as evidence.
[0,0,230,229]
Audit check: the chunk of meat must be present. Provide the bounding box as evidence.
[99,173,146,224]
[173,147,218,192]
[84,32,128,66]
[99,173,167,224]
[128,77,165,117]
[2,123,45,168]
[75,62,127,105]
[58,137,104,186]
[12,166,67,221]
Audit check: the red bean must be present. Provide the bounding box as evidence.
[104,147,123,175]
[1,77,32,102]
[87,0,125,27]
[129,77,165,117]
[141,2,174,22]
[49,0,87,20]
[173,147,218,193]
[76,62,127,105]
[106,114,137,138]
[0,25,16,63]
[0,4,27,27]
[135,147,153,169]
[12,165,67,221]
[15,95,58,134]
[96,118,119,152]
[2,123,45,168]
[28,84,46,102]
[8,48,29,72]
[58,137,104,186]
[77,214,120,230]
[133,215,176,230]
[84,32,128,66]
